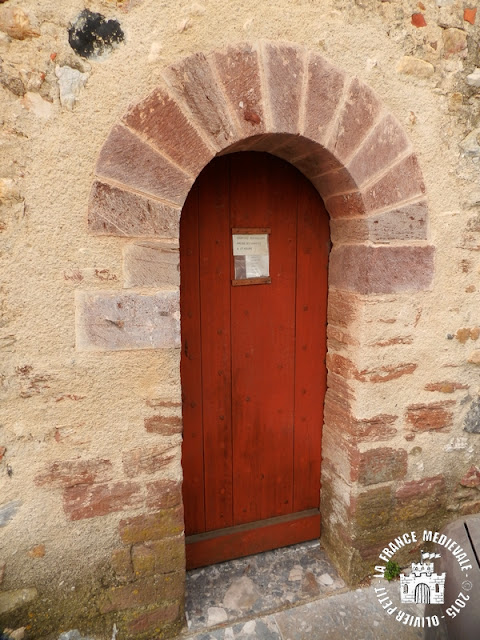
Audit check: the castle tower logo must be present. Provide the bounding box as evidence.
[400,551,446,605]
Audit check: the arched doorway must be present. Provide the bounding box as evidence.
[180,152,329,568]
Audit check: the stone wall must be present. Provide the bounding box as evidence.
[0,0,479,638]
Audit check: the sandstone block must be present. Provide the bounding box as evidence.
[347,113,410,187]
[127,602,180,634]
[123,242,180,288]
[122,444,177,477]
[111,547,134,582]
[354,448,407,486]
[324,190,365,219]
[35,458,113,488]
[351,486,393,528]
[119,506,184,544]
[303,53,346,146]
[88,182,181,238]
[213,43,266,138]
[75,290,180,352]
[123,87,213,175]
[144,415,182,435]
[63,481,143,520]
[132,535,185,576]
[95,125,192,204]
[327,77,382,163]
[329,245,434,294]
[146,479,182,510]
[263,42,305,134]
[394,475,445,520]
[163,52,237,149]
[406,401,454,432]
[311,167,357,199]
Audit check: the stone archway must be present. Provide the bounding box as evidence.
[82,40,434,626]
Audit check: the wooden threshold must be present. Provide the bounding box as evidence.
[185,509,321,569]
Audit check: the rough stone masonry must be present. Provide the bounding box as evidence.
[0,0,479,638]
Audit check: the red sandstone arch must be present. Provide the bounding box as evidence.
[87,40,434,584]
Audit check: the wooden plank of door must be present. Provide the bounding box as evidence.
[230,153,297,525]
[294,177,329,512]
[186,509,321,569]
[199,158,234,532]
[180,182,205,535]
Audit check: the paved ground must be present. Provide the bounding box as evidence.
[180,541,448,640]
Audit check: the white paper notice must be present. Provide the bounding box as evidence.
[233,234,269,279]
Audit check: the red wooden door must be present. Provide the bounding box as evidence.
[180,152,329,569]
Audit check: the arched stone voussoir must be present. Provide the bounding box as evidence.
[121,85,215,177]
[95,124,193,206]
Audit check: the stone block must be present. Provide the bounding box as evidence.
[123,242,180,288]
[406,401,455,432]
[119,506,185,544]
[213,43,266,138]
[347,113,410,187]
[122,444,177,477]
[111,547,134,582]
[311,167,358,199]
[132,535,185,576]
[95,125,192,204]
[122,87,213,175]
[327,289,360,328]
[35,458,113,488]
[351,486,393,529]
[362,154,426,213]
[263,42,305,134]
[459,465,480,488]
[63,481,143,521]
[394,475,445,520]
[88,181,181,239]
[327,77,382,164]
[100,578,157,613]
[144,415,182,435]
[127,602,180,635]
[329,244,434,294]
[324,190,365,219]
[163,52,237,149]
[303,53,346,146]
[75,290,180,352]
[354,447,407,486]
[146,478,182,510]
[0,588,38,615]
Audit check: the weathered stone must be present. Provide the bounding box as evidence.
[111,547,133,582]
[347,113,410,187]
[164,52,237,149]
[75,290,180,351]
[55,66,89,110]
[119,505,184,544]
[146,478,182,510]
[362,154,426,212]
[126,602,180,634]
[397,56,435,78]
[394,475,445,520]
[207,606,228,626]
[0,7,39,39]
[425,381,469,393]
[459,465,480,488]
[132,535,185,576]
[213,43,266,139]
[466,67,480,87]
[223,576,260,610]
[21,92,53,119]
[263,42,305,134]
[88,181,181,238]
[68,10,124,59]
[144,415,182,435]
[123,242,180,288]
[0,500,21,527]
[63,481,143,520]
[100,572,184,613]
[35,458,113,488]
[328,77,382,163]
[351,486,393,528]
[406,401,454,432]
[0,588,38,615]
[443,28,468,57]
[303,53,346,146]
[355,448,407,486]
[95,125,192,204]
[460,129,480,157]
[464,397,480,433]
[329,245,434,294]
[330,200,428,244]
[325,190,365,219]
[122,87,213,175]
[122,444,177,477]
